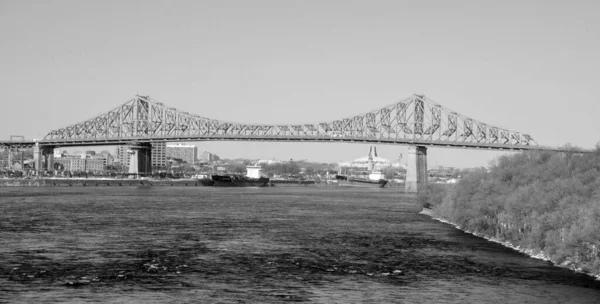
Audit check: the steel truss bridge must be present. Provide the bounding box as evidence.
[2,94,554,150]
[0,94,585,192]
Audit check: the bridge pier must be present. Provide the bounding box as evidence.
[405,145,427,193]
[33,144,55,175]
[127,143,152,178]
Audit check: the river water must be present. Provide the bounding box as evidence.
[0,187,598,303]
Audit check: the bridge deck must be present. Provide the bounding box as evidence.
[0,141,36,149]
[0,137,584,153]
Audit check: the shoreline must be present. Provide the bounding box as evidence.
[0,178,207,187]
[419,207,600,281]
[1,177,403,188]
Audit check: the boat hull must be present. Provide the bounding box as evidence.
[334,175,388,188]
[269,180,317,187]
[196,178,215,186]
[212,175,270,187]
[347,178,388,188]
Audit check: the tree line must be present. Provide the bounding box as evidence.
[422,145,600,276]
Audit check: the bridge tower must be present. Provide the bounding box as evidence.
[127,142,152,178]
[405,145,427,193]
[405,97,428,193]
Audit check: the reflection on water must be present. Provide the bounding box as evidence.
[0,187,599,303]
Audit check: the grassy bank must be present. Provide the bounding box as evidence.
[421,146,600,277]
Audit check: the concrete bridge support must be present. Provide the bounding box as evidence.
[127,143,152,178]
[33,144,55,174]
[405,145,427,193]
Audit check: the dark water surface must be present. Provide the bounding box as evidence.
[0,187,599,303]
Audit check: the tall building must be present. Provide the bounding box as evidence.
[152,142,167,168]
[166,143,197,164]
[199,151,220,162]
[115,142,167,169]
[115,146,128,167]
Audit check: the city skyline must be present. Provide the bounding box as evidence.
[57,143,509,169]
[1,1,598,168]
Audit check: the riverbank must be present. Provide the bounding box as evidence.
[419,207,600,281]
[1,178,405,188]
[420,148,600,282]
[0,178,207,187]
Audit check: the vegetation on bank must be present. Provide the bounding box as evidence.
[422,145,600,276]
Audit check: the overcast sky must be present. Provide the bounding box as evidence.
[1,0,598,167]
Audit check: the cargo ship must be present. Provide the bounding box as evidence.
[334,170,388,188]
[211,174,270,187]
[333,146,388,188]
[211,165,270,187]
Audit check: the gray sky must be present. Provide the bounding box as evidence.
[1,0,598,167]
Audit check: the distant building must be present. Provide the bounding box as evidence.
[97,151,114,166]
[338,155,403,170]
[116,142,167,168]
[54,152,107,172]
[338,146,404,170]
[115,146,128,166]
[152,142,167,168]
[256,159,282,165]
[199,151,220,162]
[53,151,84,160]
[166,143,197,164]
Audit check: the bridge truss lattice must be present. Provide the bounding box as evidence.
[43,94,537,150]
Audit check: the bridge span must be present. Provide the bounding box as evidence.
[0,94,582,192]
